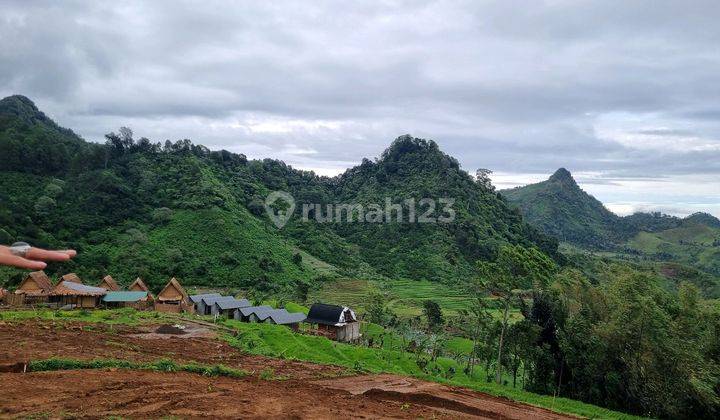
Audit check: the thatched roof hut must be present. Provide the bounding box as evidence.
[15,271,53,296]
[51,280,107,308]
[59,273,82,284]
[129,277,149,292]
[128,277,155,301]
[98,275,120,291]
[157,278,189,304]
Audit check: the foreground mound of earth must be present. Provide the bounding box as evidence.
[0,319,577,419]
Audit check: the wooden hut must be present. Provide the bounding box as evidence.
[59,273,82,284]
[13,271,54,305]
[306,303,360,342]
[155,277,190,313]
[128,278,155,302]
[98,275,120,291]
[50,280,107,308]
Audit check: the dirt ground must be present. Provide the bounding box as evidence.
[0,319,578,419]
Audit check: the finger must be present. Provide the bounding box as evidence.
[0,253,47,270]
[25,248,73,262]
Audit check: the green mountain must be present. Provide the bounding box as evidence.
[502,169,720,284]
[0,95,558,292]
[501,168,621,248]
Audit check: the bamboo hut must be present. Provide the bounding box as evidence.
[128,278,155,302]
[59,273,82,284]
[50,280,107,308]
[155,277,190,313]
[98,275,120,291]
[13,271,54,305]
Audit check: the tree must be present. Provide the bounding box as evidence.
[365,292,397,327]
[477,244,556,384]
[475,168,495,191]
[457,297,493,377]
[423,299,444,331]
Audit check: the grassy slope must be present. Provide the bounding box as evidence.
[625,223,720,278]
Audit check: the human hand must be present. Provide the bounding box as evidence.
[0,242,77,270]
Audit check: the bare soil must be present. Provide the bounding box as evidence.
[0,319,578,419]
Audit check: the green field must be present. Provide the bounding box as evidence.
[310,277,522,321]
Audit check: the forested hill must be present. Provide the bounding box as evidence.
[501,168,622,248]
[502,169,720,280]
[502,168,720,248]
[0,95,559,291]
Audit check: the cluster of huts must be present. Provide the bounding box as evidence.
[188,293,307,330]
[4,271,188,312]
[1,271,361,342]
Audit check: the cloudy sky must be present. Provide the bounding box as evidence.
[2,0,719,217]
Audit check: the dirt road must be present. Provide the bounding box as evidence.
[0,319,578,419]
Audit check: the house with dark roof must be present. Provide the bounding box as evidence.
[262,309,307,330]
[212,298,251,317]
[198,295,235,316]
[235,305,273,322]
[306,303,360,342]
[189,293,222,314]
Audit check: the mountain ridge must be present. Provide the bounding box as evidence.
[0,95,560,290]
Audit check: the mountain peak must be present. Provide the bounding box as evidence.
[549,167,575,185]
[0,94,39,113]
[683,212,720,228]
[0,95,50,128]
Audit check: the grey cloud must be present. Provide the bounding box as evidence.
[1,0,720,215]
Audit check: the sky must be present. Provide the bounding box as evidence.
[1,0,719,217]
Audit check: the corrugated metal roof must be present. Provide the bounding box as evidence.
[102,291,149,302]
[215,298,251,310]
[306,303,356,325]
[189,293,221,303]
[238,305,272,317]
[267,309,306,325]
[53,281,107,296]
[201,295,236,305]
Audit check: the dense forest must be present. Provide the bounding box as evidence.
[3,94,720,417]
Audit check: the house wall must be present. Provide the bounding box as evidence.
[18,279,42,293]
[210,304,222,316]
[155,302,183,313]
[336,322,360,343]
[158,287,183,301]
[79,296,98,308]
